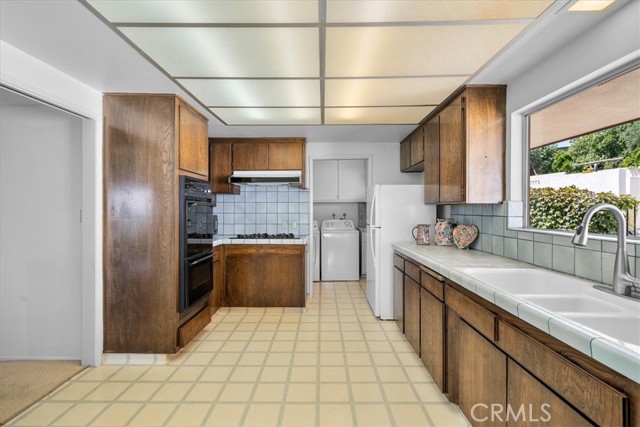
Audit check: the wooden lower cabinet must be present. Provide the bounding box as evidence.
[458,319,507,427]
[404,276,421,355]
[420,288,445,391]
[225,245,305,307]
[209,246,225,315]
[507,359,594,427]
[393,266,404,332]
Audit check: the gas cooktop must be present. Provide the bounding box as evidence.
[234,233,295,239]
[188,233,214,239]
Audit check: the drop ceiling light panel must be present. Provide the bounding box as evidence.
[325,76,469,107]
[88,0,319,23]
[325,106,435,125]
[326,25,528,77]
[326,0,554,22]
[178,79,320,107]
[119,27,320,77]
[212,108,321,125]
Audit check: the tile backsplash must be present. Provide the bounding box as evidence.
[450,203,638,286]
[213,186,310,236]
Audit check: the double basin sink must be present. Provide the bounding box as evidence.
[456,268,640,349]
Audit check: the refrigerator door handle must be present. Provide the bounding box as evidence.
[369,187,377,227]
[370,227,378,269]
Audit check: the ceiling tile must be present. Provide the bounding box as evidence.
[179,79,320,107]
[211,107,321,125]
[120,27,319,77]
[327,0,554,23]
[88,0,318,23]
[325,76,468,106]
[325,24,528,77]
[325,106,435,125]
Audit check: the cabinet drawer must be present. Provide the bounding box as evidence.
[393,254,405,270]
[178,307,210,347]
[420,269,444,301]
[499,320,627,427]
[405,260,421,284]
[445,285,497,341]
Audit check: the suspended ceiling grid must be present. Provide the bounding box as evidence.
[84,0,555,126]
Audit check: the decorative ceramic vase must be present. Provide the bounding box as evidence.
[411,224,431,245]
[453,224,479,249]
[434,218,455,246]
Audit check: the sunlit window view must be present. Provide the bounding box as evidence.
[528,67,640,235]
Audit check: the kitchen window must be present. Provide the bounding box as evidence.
[526,65,640,236]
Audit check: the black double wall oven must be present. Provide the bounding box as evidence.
[179,176,216,314]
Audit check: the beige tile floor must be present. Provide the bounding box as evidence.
[8,281,470,427]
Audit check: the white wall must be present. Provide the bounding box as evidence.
[1,41,102,365]
[307,142,422,186]
[314,203,360,223]
[506,1,640,201]
[0,105,83,359]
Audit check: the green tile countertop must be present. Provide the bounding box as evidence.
[392,242,640,384]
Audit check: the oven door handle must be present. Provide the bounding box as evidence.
[188,253,213,266]
[187,201,215,208]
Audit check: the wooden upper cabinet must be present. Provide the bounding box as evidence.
[439,96,466,203]
[210,139,240,194]
[421,85,505,204]
[177,100,209,179]
[424,116,440,204]
[268,140,304,170]
[400,127,425,172]
[232,141,269,170]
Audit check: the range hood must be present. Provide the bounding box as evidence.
[229,170,302,186]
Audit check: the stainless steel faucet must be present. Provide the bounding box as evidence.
[572,203,639,295]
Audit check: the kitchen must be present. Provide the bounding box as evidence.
[1,2,638,424]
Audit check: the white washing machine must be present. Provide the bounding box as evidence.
[313,220,320,281]
[321,219,360,281]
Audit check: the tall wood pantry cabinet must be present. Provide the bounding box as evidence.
[423,85,506,204]
[103,93,210,354]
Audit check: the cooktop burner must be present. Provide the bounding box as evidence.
[234,233,295,239]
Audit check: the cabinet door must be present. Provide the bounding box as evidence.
[458,320,507,427]
[393,266,404,332]
[421,288,445,391]
[232,142,269,170]
[263,252,304,306]
[404,276,421,355]
[400,139,411,171]
[209,247,225,315]
[268,140,303,170]
[225,254,264,306]
[210,141,240,194]
[410,126,424,166]
[439,96,465,203]
[424,116,440,204]
[313,160,339,201]
[178,101,209,178]
[507,359,594,427]
[338,159,366,201]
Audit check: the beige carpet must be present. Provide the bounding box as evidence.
[0,360,86,425]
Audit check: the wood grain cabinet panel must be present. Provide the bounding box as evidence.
[400,127,425,172]
[458,319,507,427]
[226,252,263,306]
[424,116,440,204]
[232,141,269,170]
[210,140,240,194]
[400,138,412,172]
[507,359,594,427]
[209,246,226,315]
[404,276,421,355]
[410,126,424,167]
[178,100,209,179]
[393,266,404,332]
[263,253,305,306]
[421,288,445,392]
[439,96,465,203]
[268,140,304,170]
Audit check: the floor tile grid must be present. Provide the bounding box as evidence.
[8,281,469,427]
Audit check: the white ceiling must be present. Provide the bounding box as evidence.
[0,0,630,142]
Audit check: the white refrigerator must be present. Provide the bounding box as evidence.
[366,185,437,319]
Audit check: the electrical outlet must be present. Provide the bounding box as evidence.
[291,220,297,229]
[282,220,288,229]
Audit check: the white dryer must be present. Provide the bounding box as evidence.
[321,219,360,281]
[313,220,320,282]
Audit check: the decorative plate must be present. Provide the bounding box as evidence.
[452,224,479,249]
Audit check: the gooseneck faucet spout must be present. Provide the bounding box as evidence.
[572,203,637,295]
